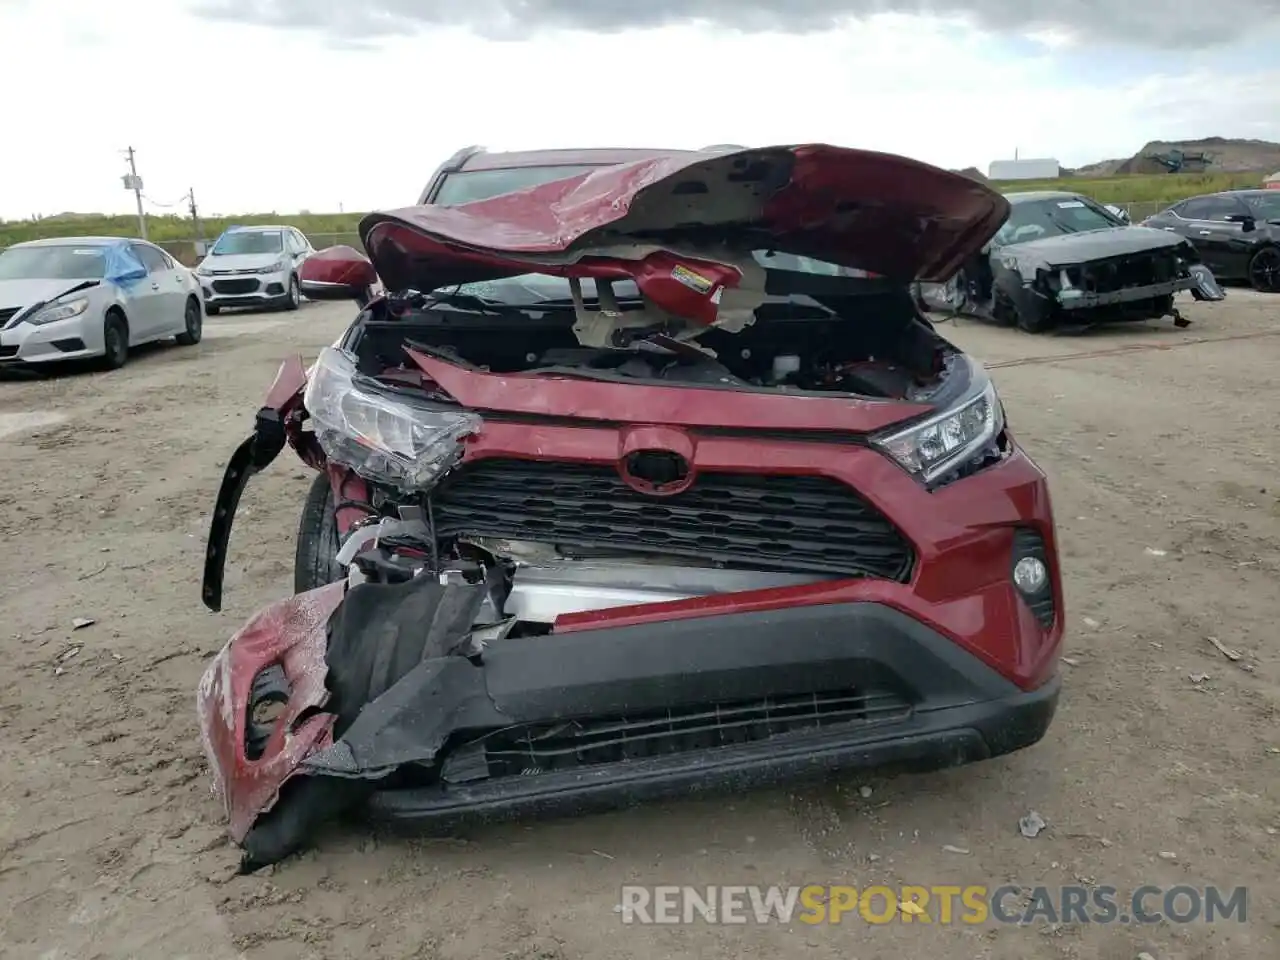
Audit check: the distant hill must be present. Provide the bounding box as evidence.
[1072,137,1280,178]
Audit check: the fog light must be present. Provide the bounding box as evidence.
[1013,556,1048,593]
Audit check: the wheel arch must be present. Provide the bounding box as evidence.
[103,302,130,341]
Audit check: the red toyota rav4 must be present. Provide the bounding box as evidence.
[199,143,1064,870]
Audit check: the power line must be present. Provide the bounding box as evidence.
[142,191,191,209]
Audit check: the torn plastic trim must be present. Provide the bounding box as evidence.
[202,356,312,611]
[236,574,510,869]
[201,408,288,612]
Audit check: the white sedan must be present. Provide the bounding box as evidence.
[0,236,204,370]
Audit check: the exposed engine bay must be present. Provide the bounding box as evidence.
[341,280,958,402]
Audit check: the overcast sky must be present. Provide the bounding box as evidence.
[3,0,1280,220]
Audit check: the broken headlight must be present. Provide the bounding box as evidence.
[871,369,1004,484]
[303,346,481,491]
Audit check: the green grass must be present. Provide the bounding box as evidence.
[0,211,363,248]
[991,171,1265,203]
[0,212,365,265]
[1,170,1269,261]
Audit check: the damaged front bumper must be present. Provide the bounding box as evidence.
[198,569,1060,871]
[1050,263,1224,310]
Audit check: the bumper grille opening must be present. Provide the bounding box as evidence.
[1079,251,1180,293]
[1012,527,1055,627]
[443,687,913,783]
[212,278,261,295]
[0,345,18,359]
[430,458,915,580]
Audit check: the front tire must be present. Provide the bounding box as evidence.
[175,296,203,345]
[1247,246,1280,293]
[283,275,301,311]
[294,473,345,593]
[101,311,129,370]
[1000,289,1052,333]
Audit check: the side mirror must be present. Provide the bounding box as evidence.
[1225,213,1256,232]
[299,245,377,303]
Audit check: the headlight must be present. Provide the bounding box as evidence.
[196,264,211,276]
[303,346,481,491]
[871,374,1004,483]
[253,260,287,275]
[28,297,89,325]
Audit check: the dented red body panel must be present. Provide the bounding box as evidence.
[403,347,932,431]
[301,245,378,288]
[197,583,345,842]
[358,144,1009,296]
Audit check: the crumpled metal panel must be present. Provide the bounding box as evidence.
[196,582,345,843]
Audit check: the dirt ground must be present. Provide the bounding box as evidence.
[1,294,1276,960]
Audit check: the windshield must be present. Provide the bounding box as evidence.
[211,230,283,255]
[996,196,1121,245]
[0,245,108,281]
[1241,193,1280,221]
[430,167,866,302]
[433,165,602,206]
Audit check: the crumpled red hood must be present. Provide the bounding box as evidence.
[358,144,1009,318]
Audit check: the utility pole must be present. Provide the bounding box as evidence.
[188,187,205,251]
[122,146,147,240]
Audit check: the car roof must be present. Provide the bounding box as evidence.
[224,224,293,232]
[1003,190,1088,204]
[13,235,131,249]
[455,146,699,172]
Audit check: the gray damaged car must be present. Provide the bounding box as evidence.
[913,191,1225,333]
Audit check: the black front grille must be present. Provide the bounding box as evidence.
[212,278,260,294]
[0,307,20,325]
[442,687,912,783]
[429,458,914,580]
[1080,250,1180,293]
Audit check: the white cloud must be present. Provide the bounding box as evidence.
[194,0,1280,50]
[1023,27,1076,49]
[1,0,1279,220]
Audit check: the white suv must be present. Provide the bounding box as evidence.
[196,225,315,314]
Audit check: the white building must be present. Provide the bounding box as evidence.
[988,158,1061,180]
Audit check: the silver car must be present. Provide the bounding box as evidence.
[0,236,204,370]
[195,225,315,314]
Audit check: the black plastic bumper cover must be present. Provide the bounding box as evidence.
[238,575,1060,870]
[202,411,287,612]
